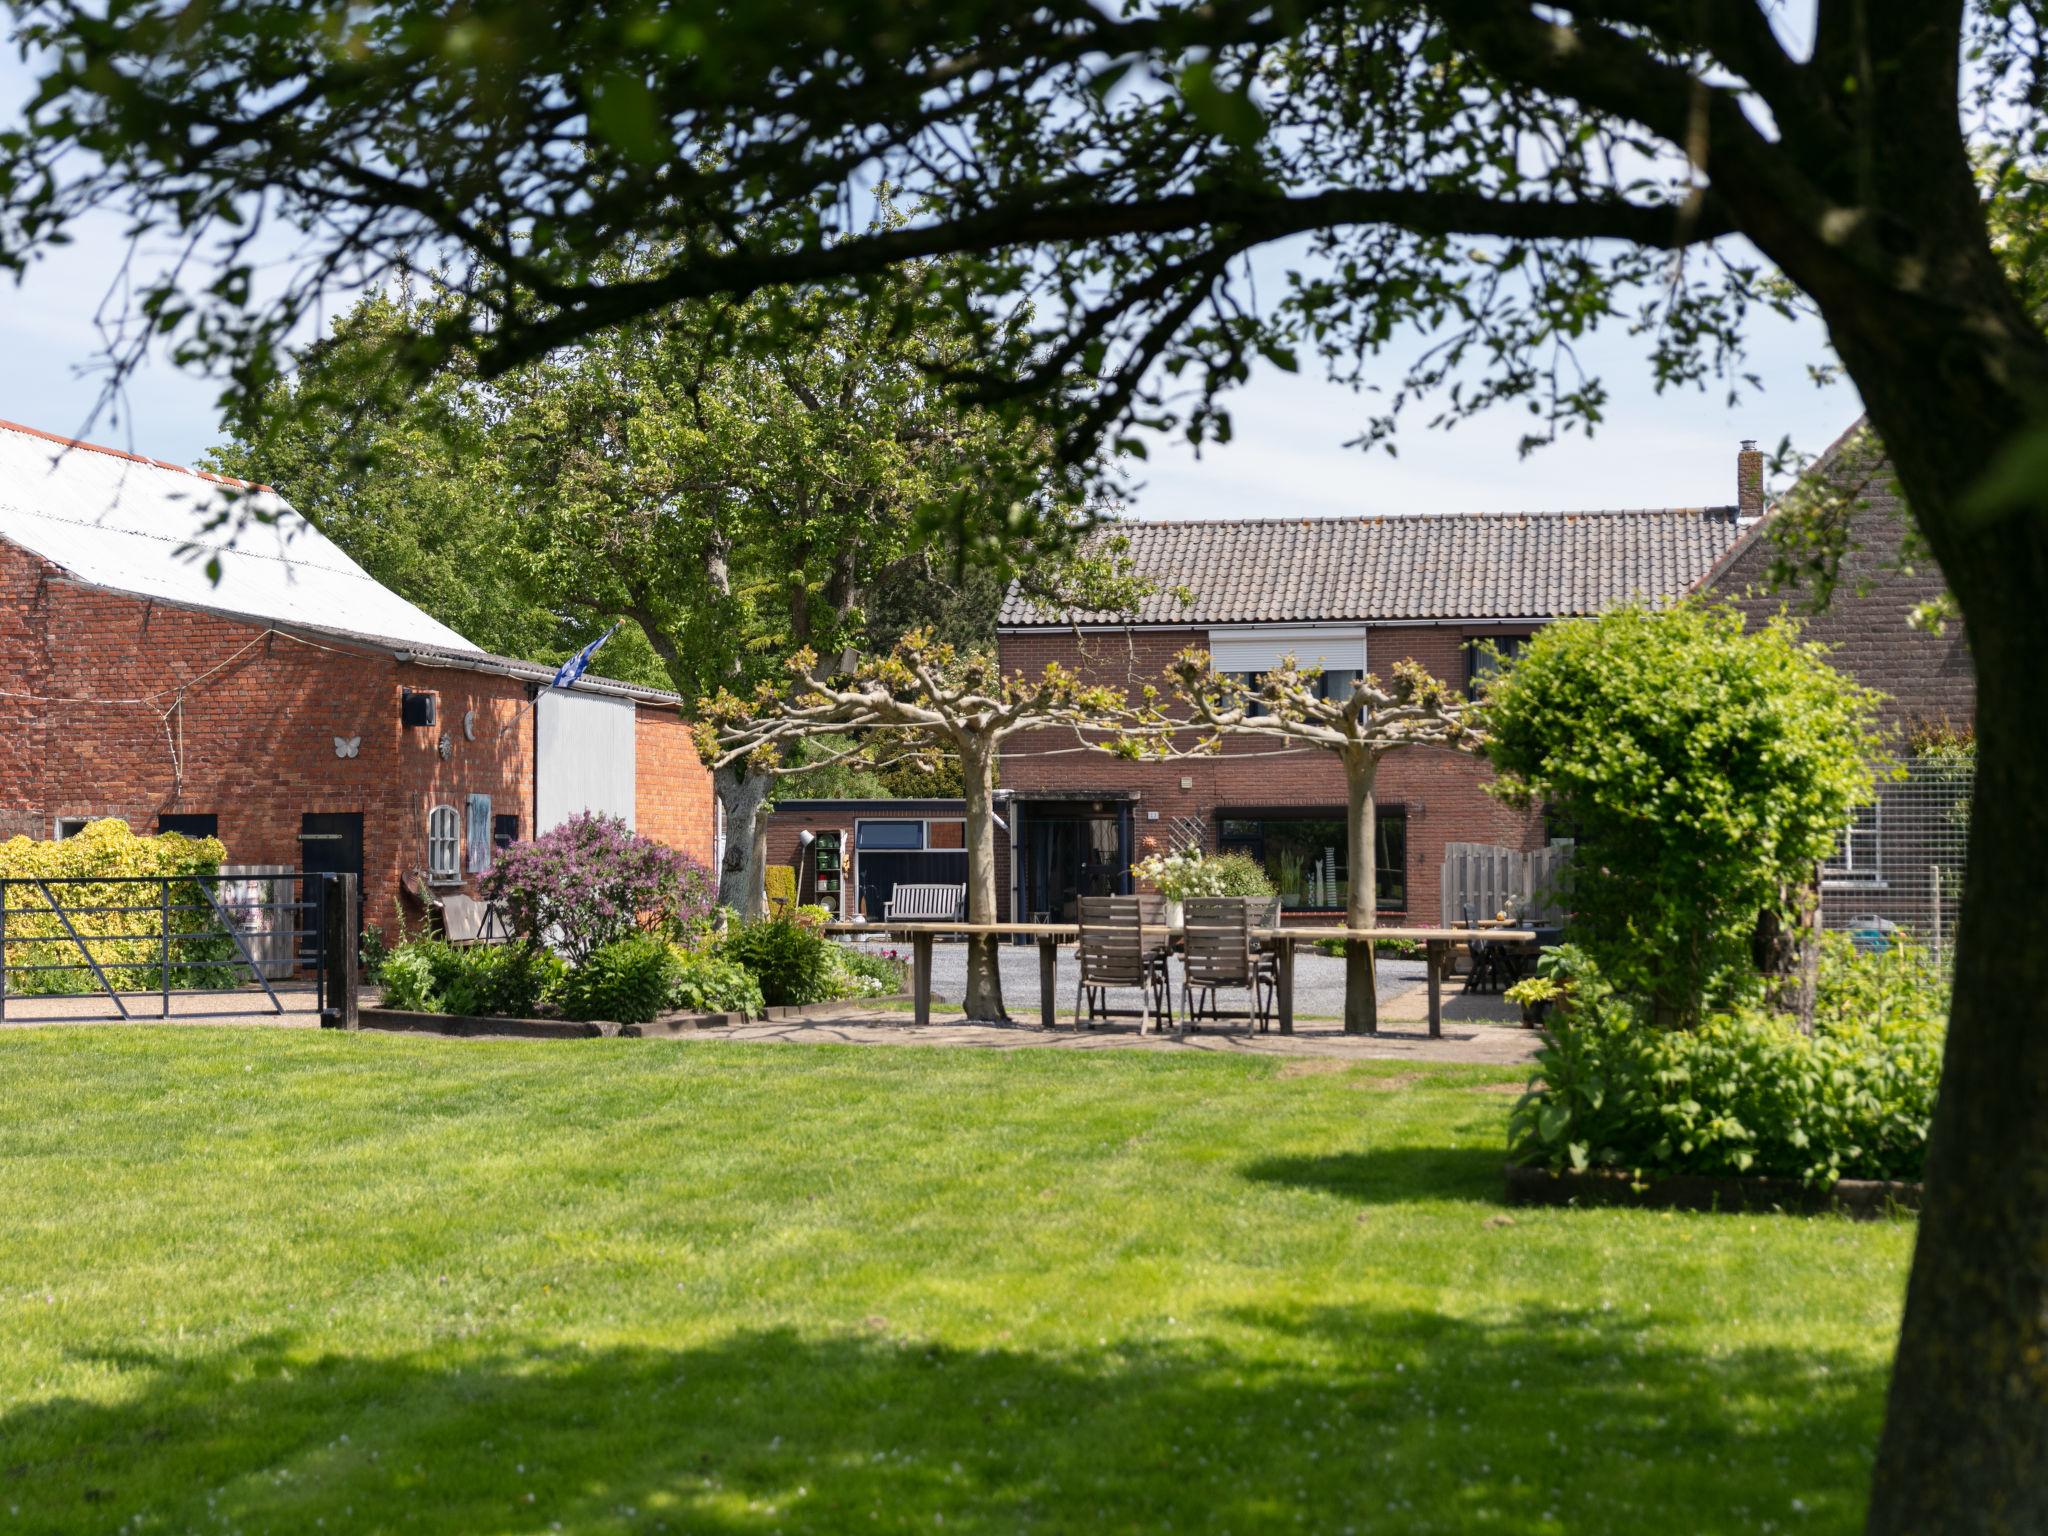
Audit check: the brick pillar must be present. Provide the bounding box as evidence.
[1737,439,1766,520]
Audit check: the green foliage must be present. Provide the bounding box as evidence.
[377,944,444,1013]
[358,923,391,985]
[1479,603,1882,1026]
[665,949,765,1017]
[377,938,568,1019]
[763,866,798,914]
[720,916,841,1008]
[1510,939,1947,1185]
[0,819,241,994]
[442,945,569,1020]
[833,945,910,998]
[1206,852,1277,899]
[562,934,682,1025]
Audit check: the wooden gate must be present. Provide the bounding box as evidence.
[1440,843,1573,926]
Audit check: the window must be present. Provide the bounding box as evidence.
[427,804,461,883]
[493,814,521,851]
[53,817,91,839]
[1216,807,1407,913]
[1823,802,1884,886]
[1466,634,1530,694]
[1223,668,1363,715]
[856,819,925,851]
[157,813,219,838]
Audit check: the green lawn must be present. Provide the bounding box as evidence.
[0,1031,1909,1534]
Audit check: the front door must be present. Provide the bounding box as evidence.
[1024,810,1127,922]
[298,813,365,959]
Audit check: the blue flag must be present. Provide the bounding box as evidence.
[549,624,620,690]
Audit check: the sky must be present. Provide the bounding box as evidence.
[0,45,1863,523]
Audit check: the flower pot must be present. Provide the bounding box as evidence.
[1164,898,1184,930]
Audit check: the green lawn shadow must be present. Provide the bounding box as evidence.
[1240,1144,1506,1205]
[5,1307,1881,1533]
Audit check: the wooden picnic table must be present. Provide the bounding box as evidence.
[825,921,1538,1039]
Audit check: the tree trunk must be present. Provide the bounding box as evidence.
[1749,871,1820,1032]
[1864,580,2048,1535]
[713,762,770,920]
[958,739,1008,1022]
[1343,750,1379,1035]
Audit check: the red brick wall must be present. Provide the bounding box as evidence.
[998,623,1543,923]
[1705,464,1974,734]
[634,705,716,865]
[1,540,716,930]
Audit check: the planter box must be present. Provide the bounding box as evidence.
[359,992,912,1040]
[1503,1160,1921,1220]
[359,1006,609,1040]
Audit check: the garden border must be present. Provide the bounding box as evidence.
[1503,1161,1921,1219]
[357,994,912,1040]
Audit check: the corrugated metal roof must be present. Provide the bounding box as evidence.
[0,417,480,652]
[999,508,1745,627]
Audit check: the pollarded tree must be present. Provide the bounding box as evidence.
[701,633,1134,1022]
[1163,653,1480,1034]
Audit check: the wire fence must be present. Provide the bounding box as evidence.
[1820,758,1973,958]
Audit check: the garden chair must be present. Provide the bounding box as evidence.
[1075,895,1174,1032]
[1181,897,1275,1033]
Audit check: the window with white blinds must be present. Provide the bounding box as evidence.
[1206,627,1368,677]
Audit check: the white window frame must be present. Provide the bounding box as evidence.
[52,816,92,840]
[1822,801,1886,889]
[426,804,462,885]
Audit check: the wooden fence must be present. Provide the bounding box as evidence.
[1439,843,1573,926]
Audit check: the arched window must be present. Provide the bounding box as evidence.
[427,804,461,883]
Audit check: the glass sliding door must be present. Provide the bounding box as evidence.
[1022,807,1128,922]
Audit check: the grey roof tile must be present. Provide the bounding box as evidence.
[999,508,1744,626]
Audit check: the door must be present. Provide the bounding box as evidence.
[1024,811,1126,922]
[298,812,364,961]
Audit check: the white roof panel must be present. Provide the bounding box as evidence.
[0,418,479,652]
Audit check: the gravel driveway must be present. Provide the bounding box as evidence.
[839,934,1426,1022]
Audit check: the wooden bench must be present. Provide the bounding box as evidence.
[882,883,968,922]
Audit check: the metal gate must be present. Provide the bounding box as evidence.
[0,872,337,1025]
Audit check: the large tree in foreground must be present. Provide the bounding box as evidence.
[1162,653,1478,1035]
[6,4,2048,1525]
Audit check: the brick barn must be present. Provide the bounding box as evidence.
[0,418,714,931]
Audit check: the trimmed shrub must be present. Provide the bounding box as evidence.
[563,933,682,1024]
[442,944,568,1019]
[764,865,798,913]
[0,818,240,994]
[667,949,764,1016]
[1509,937,1946,1185]
[482,813,714,963]
[1206,852,1277,899]
[721,916,840,1007]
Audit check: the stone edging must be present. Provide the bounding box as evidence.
[358,992,912,1040]
[1503,1160,1921,1219]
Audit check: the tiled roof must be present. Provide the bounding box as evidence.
[999,509,1745,627]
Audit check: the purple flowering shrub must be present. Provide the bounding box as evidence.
[482,813,714,963]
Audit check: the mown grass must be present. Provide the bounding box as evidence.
[0,1031,1910,1534]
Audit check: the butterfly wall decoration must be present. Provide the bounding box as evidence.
[333,736,361,759]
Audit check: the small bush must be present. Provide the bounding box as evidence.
[667,949,764,1016]
[1206,852,1277,899]
[442,944,568,1019]
[764,865,798,913]
[482,813,714,963]
[379,943,445,1012]
[721,916,840,1007]
[834,945,908,997]
[563,933,682,1025]
[1509,939,1946,1185]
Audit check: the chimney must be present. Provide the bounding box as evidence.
[1736,439,1765,523]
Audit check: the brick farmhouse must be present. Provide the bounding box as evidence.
[0,419,715,929]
